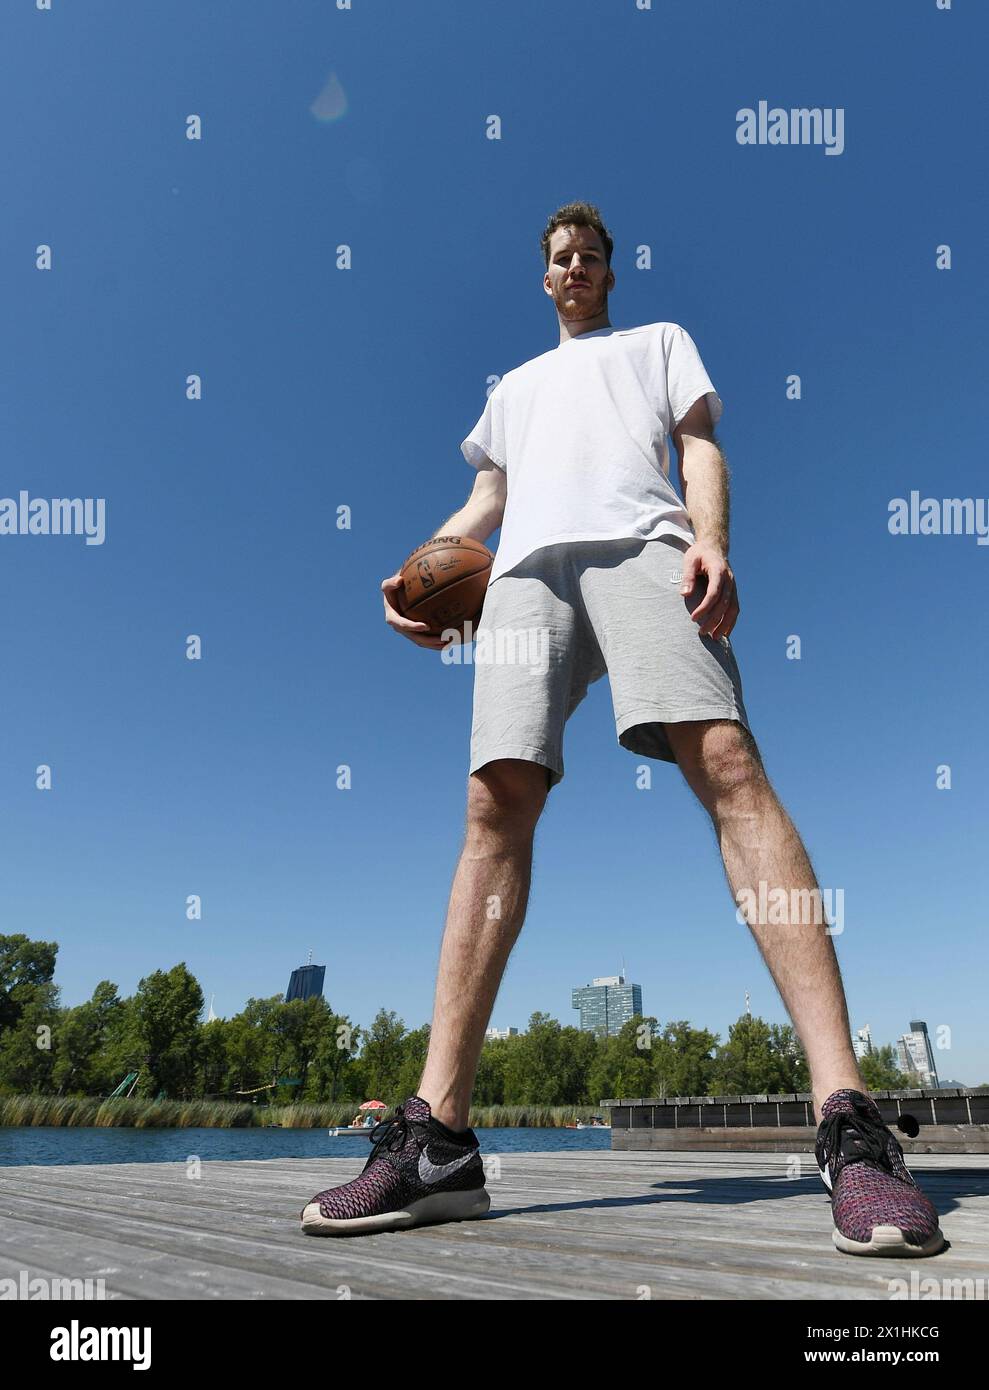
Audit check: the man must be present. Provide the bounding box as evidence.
[301,202,943,1260]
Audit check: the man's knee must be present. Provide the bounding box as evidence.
[467,758,549,835]
[669,720,766,809]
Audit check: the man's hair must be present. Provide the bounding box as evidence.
[540,201,614,268]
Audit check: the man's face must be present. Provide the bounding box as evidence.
[544,224,613,320]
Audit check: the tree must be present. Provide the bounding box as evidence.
[133,964,204,1098]
[264,996,356,1102]
[473,1036,511,1105]
[51,981,124,1095]
[598,1016,658,1100]
[501,1012,595,1105]
[0,934,58,1035]
[555,1025,599,1104]
[651,1020,719,1097]
[310,1007,362,1102]
[224,996,282,1096]
[767,1022,811,1092]
[859,1044,912,1091]
[0,995,59,1093]
[196,1017,231,1099]
[586,1033,622,1106]
[97,996,144,1096]
[359,1009,407,1100]
[711,1014,803,1094]
[395,1024,431,1101]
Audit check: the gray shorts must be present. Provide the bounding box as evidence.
[468,534,750,790]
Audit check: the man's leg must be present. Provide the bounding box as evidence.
[417,758,549,1131]
[663,718,864,1122]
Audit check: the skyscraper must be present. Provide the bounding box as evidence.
[896,1020,939,1088]
[571,975,642,1038]
[852,1024,874,1060]
[285,962,325,1003]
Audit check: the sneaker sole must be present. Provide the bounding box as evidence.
[301,1186,491,1237]
[833,1224,946,1258]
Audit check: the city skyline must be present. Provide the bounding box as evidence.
[193,964,977,1084]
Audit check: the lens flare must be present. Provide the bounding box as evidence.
[310,71,348,122]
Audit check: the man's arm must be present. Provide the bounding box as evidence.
[381,458,507,649]
[429,457,507,541]
[672,396,739,641]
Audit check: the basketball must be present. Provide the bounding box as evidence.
[399,536,493,641]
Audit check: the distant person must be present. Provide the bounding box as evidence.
[301,202,943,1260]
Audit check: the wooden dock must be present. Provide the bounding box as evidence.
[2,1150,988,1300]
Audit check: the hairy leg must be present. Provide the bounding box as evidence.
[417,759,549,1131]
[665,719,864,1121]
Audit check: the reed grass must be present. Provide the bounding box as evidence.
[0,1094,255,1129]
[0,1095,607,1129]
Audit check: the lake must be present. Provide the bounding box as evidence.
[0,1125,612,1167]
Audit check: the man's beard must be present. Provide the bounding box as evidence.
[560,285,605,319]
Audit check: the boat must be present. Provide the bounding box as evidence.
[330,1100,389,1138]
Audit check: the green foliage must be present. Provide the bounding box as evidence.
[360,1010,408,1101]
[859,1044,914,1091]
[710,1014,810,1095]
[394,1024,431,1101]
[0,934,59,1034]
[0,932,950,1120]
[133,964,205,1099]
[500,1013,598,1105]
[651,1019,720,1097]
[50,981,126,1096]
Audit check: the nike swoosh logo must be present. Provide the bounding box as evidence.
[418,1148,477,1185]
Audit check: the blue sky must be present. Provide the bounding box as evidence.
[4,1,987,1084]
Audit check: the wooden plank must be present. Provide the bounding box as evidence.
[1,1151,986,1301]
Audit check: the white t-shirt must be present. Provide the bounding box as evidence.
[460,321,723,585]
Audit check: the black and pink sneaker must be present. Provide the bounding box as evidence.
[300,1095,490,1236]
[815,1089,944,1257]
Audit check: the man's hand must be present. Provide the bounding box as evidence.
[680,541,740,641]
[381,571,452,650]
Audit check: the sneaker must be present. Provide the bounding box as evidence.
[815,1089,945,1257]
[300,1095,490,1236]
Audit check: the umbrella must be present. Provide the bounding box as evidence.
[359,1100,387,1110]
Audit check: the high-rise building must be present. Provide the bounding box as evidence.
[285,962,325,1003]
[572,975,642,1038]
[852,1024,874,1060]
[896,1020,939,1088]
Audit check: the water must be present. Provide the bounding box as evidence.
[0,1125,612,1167]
